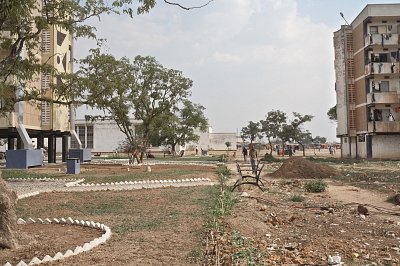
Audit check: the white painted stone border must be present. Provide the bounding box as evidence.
[6,178,81,182]
[3,217,111,266]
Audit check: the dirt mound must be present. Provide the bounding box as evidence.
[269,157,339,179]
[0,178,18,249]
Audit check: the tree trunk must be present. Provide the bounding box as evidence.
[0,176,17,249]
[268,138,273,155]
[298,142,306,156]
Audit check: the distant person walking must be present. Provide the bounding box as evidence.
[249,144,258,174]
[242,146,248,162]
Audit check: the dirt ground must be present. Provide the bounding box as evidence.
[1,157,400,265]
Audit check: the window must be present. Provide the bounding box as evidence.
[41,74,50,91]
[379,53,388,63]
[77,125,86,148]
[41,30,50,53]
[344,137,347,143]
[41,102,51,125]
[86,125,93,149]
[380,81,389,91]
[370,26,378,34]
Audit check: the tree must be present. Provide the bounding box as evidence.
[78,53,193,162]
[279,112,314,157]
[241,121,261,144]
[0,0,213,114]
[260,110,287,155]
[327,105,337,122]
[154,100,208,155]
[225,141,231,150]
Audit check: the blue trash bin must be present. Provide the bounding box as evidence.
[67,158,80,174]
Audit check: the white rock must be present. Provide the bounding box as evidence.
[45,218,52,224]
[28,257,41,265]
[41,255,53,262]
[240,192,250,197]
[60,218,67,224]
[53,218,60,223]
[37,218,44,224]
[82,242,92,251]
[73,246,84,254]
[53,252,64,260]
[67,217,74,224]
[16,261,28,266]
[63,249,74,257]
[17,218,26,225]
[3,262,13,266]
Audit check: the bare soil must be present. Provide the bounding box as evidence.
[1,158,400,265]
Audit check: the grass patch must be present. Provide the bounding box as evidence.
[1,169,65,180]
[232,231,262,265]
[114,218,162,233]
[304,180,328,193]
[290,194,305,202]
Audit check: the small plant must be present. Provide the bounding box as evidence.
[218,154,228,163]
[304,180,328,193]
[290,194,305,202]
[261,153,280,162]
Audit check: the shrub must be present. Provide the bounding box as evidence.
[290,194,305,202]
[304,180,328,193]
[261,153,280,163]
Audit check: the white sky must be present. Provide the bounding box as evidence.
[76,0,400,142]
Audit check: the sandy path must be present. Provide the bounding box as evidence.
[327,182,400,214]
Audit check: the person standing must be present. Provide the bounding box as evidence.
[249,144,258,174]
[242,145,248,162]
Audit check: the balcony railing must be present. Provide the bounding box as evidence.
[367,91,400,104]
[365,33,399,47]
[368,121,400,133]
[365,62,399,75]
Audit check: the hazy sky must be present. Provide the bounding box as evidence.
[76,0,400,142]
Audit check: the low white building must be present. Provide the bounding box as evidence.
[70,120,236,154]
[71,119,142,153]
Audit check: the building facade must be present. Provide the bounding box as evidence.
[334,4,400,159]
[0,1,73,162]
[71,119,142,153]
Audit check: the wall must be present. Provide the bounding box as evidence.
[334,28,349,136]
[208,133,237,151]
[371,135,400,159]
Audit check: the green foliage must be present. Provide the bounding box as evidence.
[327,105,337,122]
[0,0,160,113]
[217,165,232,178]
[261,153,280,162]
[225,141,231,149]
[241,121,262,143]
[154,99,208,152]
[218,154,228,163]
[231,231,261,265]
[304,180,328,193]
[290,194,305,202]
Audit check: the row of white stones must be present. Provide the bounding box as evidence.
[3,217,111,266]
[6,178,81,182]
[72,177,211,187]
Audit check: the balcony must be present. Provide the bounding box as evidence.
[367,91,400,104]
[365,62,399,75]
[365,33,399,47]
[368,121,400,133]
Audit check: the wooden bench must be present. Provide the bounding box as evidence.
[231,162,265,192]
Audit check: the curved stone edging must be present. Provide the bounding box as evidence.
[6,178,81,182]
[15,178,214,199]
[3,217,111,266]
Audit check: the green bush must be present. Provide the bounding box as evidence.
[261,153,280,163]
[290,194,305,202]
[304,180,328,193]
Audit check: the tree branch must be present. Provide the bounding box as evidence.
[163,0,214,10]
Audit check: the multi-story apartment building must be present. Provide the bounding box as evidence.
[0,2,73,163]
[334,4,400,159]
